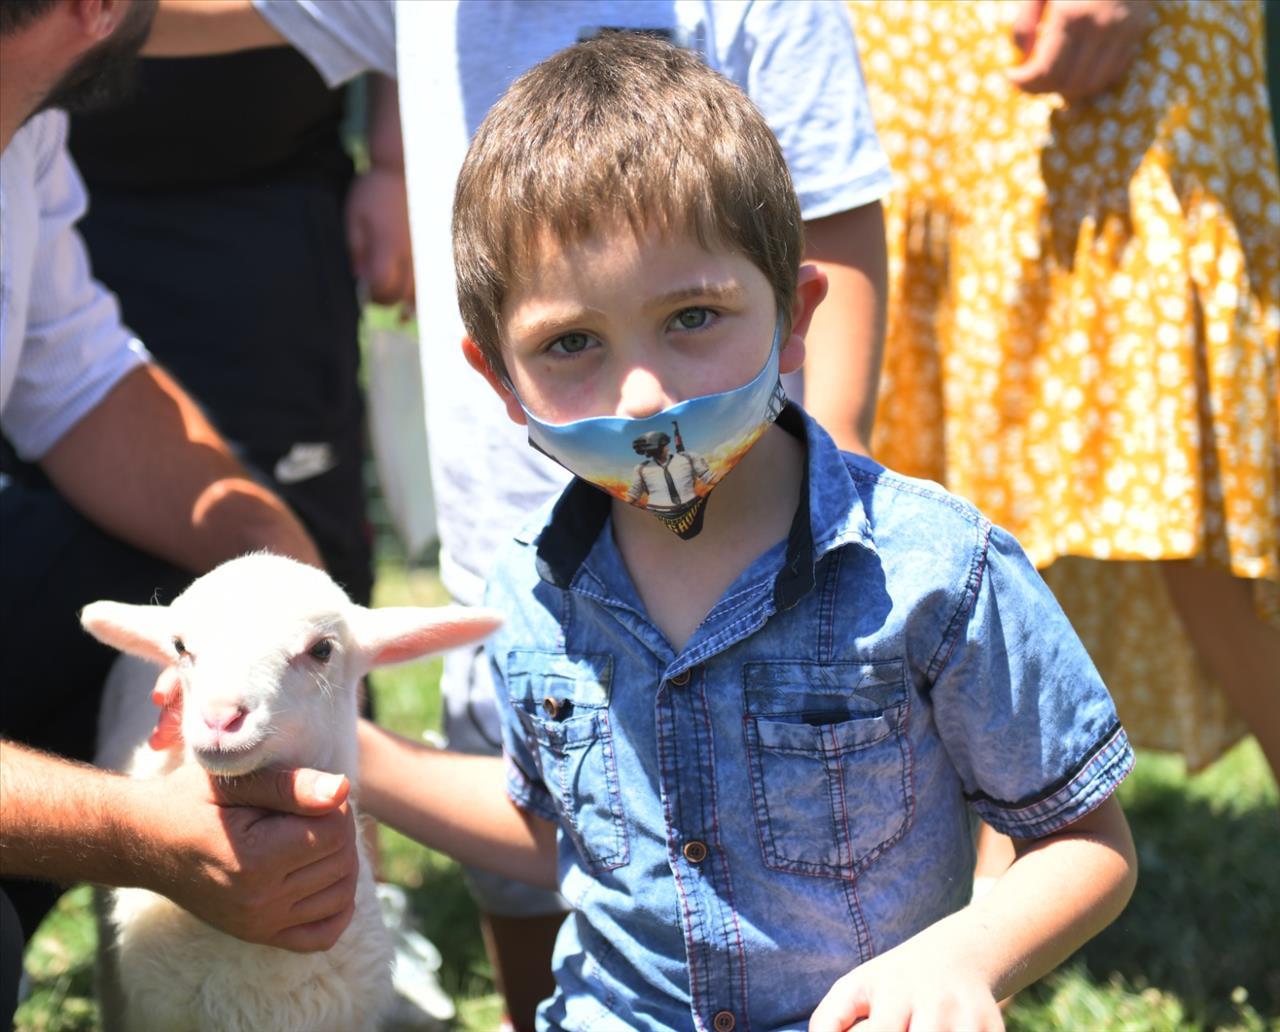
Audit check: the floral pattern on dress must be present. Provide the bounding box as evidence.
[850,0,1278,768]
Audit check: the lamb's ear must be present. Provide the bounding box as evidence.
[80,601,175,667]
[348,605,504,671]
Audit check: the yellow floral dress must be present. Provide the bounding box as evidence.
[849,0,1279,769]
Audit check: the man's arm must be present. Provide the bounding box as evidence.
[345,74,414,310]
[0,741,359,951]
[39,364,321,572]
[809,797,1137,1029]
[799,202,888,456]
[357,719,559,890]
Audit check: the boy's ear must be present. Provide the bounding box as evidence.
[461,337,527,426]
[780,264,830,376]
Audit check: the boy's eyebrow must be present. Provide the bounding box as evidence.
[649,282,746,308]
[509,306,609,342]
[510,283,747,341]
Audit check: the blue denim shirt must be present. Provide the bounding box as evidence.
[486,405,1133,1032]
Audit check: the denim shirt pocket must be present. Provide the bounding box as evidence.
[743,660,912,879]
[506,650,629,873]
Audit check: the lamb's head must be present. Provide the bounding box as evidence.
[81,553,502,778]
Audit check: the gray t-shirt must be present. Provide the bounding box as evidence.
[255,0,893,604]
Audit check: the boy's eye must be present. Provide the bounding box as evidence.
[548,332,594,355]
[669,307,713,331]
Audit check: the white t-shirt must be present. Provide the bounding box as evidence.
[255,0,892,604]
[0,110,149,461]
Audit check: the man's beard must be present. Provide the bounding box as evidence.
[36,0,157,116]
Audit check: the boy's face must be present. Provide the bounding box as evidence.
[466,223,816,427]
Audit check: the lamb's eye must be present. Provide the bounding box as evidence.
[308,639,333,663]
[173,637,186,657]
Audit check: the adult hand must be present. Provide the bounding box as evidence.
[345,165,415,314]
[130,762,359,952]
[1006,0,1156,103]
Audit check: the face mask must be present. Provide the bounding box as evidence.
[518,316,787,539]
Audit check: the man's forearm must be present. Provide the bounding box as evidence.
[40,365,320,573]
[800,202,888,455]
[357,720,558,889]
[0,741,145,888]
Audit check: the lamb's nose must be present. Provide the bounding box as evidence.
[202,705,248,733]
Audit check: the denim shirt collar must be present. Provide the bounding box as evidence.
[529,402,876,610]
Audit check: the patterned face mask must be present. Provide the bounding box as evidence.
[517,316,787,539]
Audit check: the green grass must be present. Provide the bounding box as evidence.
[14,559,1279,1031]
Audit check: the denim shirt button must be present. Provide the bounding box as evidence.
[541,695,562,718]
[682,839,708,864]
[711,1010,736,1032]
[669,668,692,687]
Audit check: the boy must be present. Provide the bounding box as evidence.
[143,6,892,1018]
[358,33,1137,1030]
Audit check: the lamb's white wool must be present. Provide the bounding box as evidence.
[80,553,502,1032]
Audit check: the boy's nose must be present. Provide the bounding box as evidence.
[616,367,675,419]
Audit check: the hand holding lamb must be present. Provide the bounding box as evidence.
[81,552,502,1032]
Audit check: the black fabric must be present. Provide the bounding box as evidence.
[68,50,351,191]
[770,403,816,611]
[69,180,363,452]
[68,50,372,603]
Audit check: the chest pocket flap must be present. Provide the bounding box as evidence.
[743,659,912,878]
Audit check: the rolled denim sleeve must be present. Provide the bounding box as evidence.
[928,523,1134,839]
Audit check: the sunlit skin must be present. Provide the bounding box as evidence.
[463,222,828,653]
[492,225,803,424]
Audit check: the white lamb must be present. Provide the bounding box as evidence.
[80,552,501,1032]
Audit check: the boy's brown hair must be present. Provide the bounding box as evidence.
[453,31,804,376]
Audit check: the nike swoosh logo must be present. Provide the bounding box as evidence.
[274,443,338,484]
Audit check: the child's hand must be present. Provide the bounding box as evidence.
[808,943,1003,1032]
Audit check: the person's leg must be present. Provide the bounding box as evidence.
[479,914,564,1032]
[1161,561,1280,782]
[441,644,566,1031]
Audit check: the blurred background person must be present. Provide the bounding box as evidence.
[846,0,1279,877]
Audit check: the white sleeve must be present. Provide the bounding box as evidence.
[2,113,149,461]
[252,0,397,85]
[726,0,893,220]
